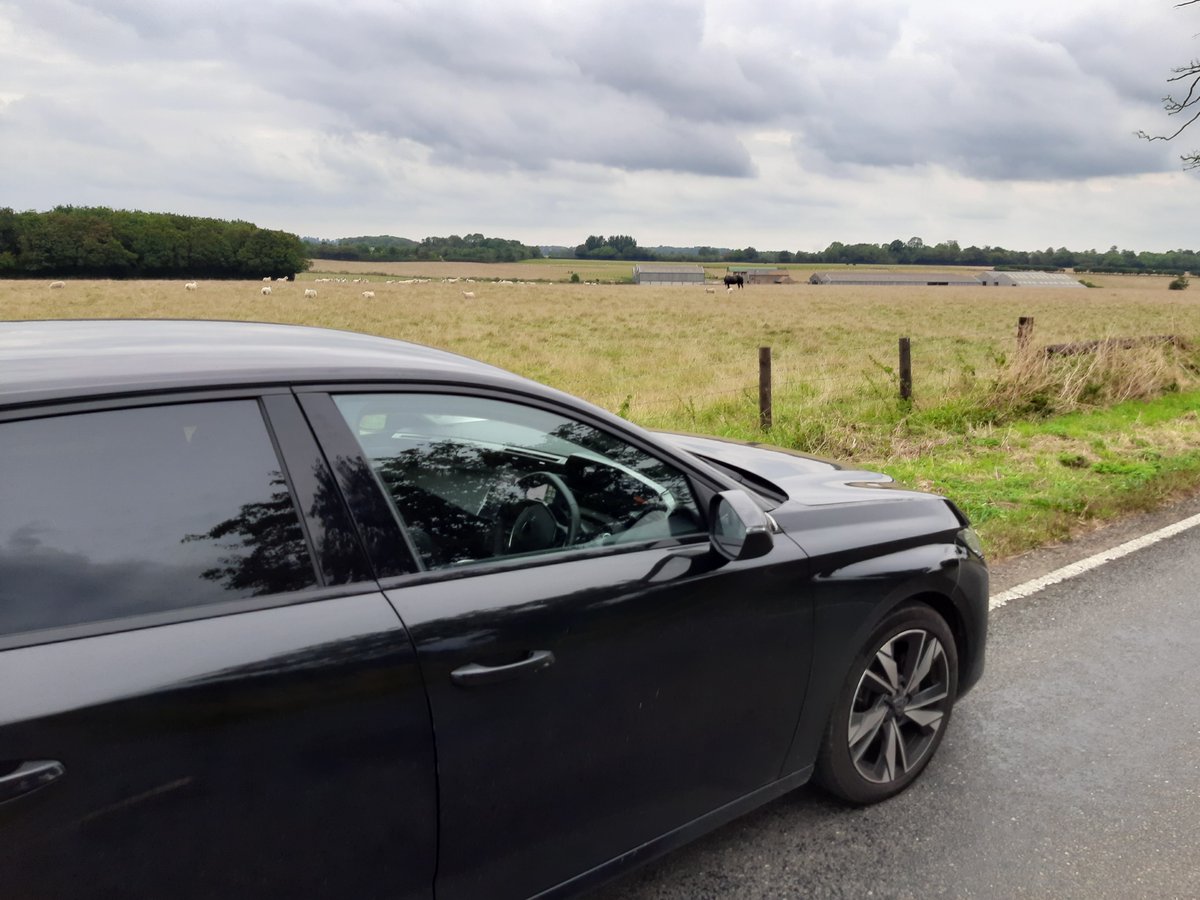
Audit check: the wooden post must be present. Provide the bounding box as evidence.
[1018,316,1034,350]
[758,346,773,430]
[898,337,912,402]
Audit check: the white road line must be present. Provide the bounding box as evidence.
[989,511,1200,610]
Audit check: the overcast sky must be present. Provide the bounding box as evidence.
[1,0,1197,252]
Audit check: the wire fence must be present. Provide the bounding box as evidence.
[593,316,1199,425]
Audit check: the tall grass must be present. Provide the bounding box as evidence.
[983,340,1197,419]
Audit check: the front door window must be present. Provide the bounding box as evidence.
[331,393,704,570]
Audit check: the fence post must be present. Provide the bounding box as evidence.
[759,346,773,430]
[1017,316,1035,350]
[898,337,912,402]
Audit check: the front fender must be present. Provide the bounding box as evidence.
[779,541,982,777]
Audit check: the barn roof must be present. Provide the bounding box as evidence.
[978,271,1084,287]
[809,271,982,286]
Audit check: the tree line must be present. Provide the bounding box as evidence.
[0,206,310,279]
[562,235,1200,275]
[306,233,542,263]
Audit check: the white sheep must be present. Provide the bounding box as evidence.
[261,286,272,296]
[304,288,317,298]
[48,280,66,289]
[263,276,272,282]
[361,290,375,299]
[461,290,476,299]
[704,287,716,294]
[185,282,198,291]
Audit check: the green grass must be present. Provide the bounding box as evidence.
[874,391,1200,558]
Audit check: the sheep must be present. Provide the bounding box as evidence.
[361,290,375,299]
[263,277,272,282]
[261,286,272,296]
[303,288,317,298]
[276,276,288,282]
[185,282,198,291]
[704,287,716,294]
[48,280,66,289]
[461,290,476,299]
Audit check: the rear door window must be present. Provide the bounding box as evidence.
[0,400,317,637]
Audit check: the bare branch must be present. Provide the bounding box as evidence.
[1138,3,1200,167]
[1138,107,1200,141]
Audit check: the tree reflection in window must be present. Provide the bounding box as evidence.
[183,472,315,595]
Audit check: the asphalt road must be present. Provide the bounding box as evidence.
[591,519,1200,899]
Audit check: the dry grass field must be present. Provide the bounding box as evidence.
[4,270,1195,428]
[307,257,630,283]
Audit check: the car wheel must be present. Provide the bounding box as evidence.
[815,604,959,805]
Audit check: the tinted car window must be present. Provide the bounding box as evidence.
[334,393,704,570]
[0,400,316,637]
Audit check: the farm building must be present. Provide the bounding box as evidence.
[729,267,796,285]
[633,263,705,285]
[809,271,982,286]
[977,271,1085,288]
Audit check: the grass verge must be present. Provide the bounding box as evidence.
[877,391,1200,558]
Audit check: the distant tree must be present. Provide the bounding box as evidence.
[575,235,606,258]
[572,234,650,260]
[1137,0,1200,169]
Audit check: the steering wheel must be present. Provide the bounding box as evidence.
[504,472,581,553]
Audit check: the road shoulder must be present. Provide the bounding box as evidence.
[987,488,1200,595]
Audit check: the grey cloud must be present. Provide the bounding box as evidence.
[791,19,1182,181]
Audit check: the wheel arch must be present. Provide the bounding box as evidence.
[899,590,971,691]
[779,542,985,778]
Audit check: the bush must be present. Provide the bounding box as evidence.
[982,339,1200,418]
[1168,275,1190,290]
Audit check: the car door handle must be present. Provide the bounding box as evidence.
[0,760,65,804]
[450,650,555,687]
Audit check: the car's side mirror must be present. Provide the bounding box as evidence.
[709,490,774,561]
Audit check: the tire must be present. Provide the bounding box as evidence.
[815,604,959,805]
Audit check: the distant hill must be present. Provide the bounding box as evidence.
[304,235,419,250]
[648,245,733,259]
[540,244,736,260]
[305,233,541,263]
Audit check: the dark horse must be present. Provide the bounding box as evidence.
[723,274,744,289]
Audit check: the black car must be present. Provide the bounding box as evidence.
[0,319,987,900]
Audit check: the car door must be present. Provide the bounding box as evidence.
[305,388,815,900]
[0,392,436,899]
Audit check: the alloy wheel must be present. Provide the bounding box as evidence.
[847,628,951,785]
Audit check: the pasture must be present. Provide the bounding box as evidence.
[4,268,1199,557]
[5,268,1194,426]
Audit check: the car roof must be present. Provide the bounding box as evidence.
[0,319,540,407]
